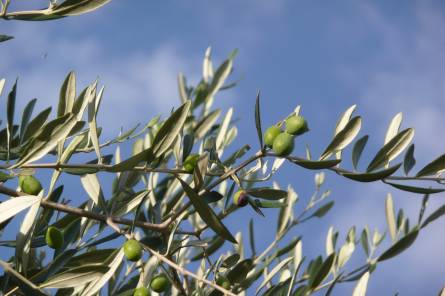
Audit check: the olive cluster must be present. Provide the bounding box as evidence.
[264,114,308,156]
[123,239,171,295]
[19,175,67,250]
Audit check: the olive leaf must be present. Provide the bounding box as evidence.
[416,154,445,177]
[290,158,341,170]
[367,128,414,172]
[11,113,79,168]
[255,91,263,149]
[0,195,42,224]
[152,100,191,157]
[39,265,109,288]
[352,272,370,296]
[0,35,14,43]
[377,228,419,262]
[352,135,369,170]
[246,187,288,200]
[384,181,445,194]
[320,116,362,160]
[19,98,37,144]
[177,178,237,243]
[421,204,445,229]
[341,163,401,182]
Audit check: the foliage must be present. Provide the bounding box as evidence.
[2,3,445,294]
[0,0,111,42]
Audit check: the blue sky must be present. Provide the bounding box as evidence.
[2,0,445,295]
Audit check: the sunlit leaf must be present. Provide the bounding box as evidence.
[0,196,41,224]
[152,100,191,157]
[385,194,396,241]
[352,272,370,296]
[367,128,414,172]
[320,116,362,160]
[39,265,109,288]
[384,112,403,145]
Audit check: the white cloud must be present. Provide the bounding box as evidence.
[0,25,203,136]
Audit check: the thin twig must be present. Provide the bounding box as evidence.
[0,184,167,233]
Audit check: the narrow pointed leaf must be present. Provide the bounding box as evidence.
[309,253,336,289]
[352,272,370,296]
[352,135,369,170]
[0,196,41,224]
[58,71,76,116]
[384,112,403,145]
[246,187,287,200]
[290,158,341,170]
[421,204,445,229]
[341,163,401,182]
[11,113,79,168]
[152,101,191,157]
[255,91,263,148]
[385,181,445,194]
[377,229,419,262]
[416,154,445,177]
[403,144,416,175]
[19,98,37,143]
[39,265,109,288]
[256,257,293,294]
[367,128,414,172]
[109,148,154,172]
[385,194,396,241]
[320,116,362,160]
[178,178,237,243]
[194,109,220,139]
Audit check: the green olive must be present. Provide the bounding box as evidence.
[20,175,42,195]
[233,190,248,207]
[45,226,64,249]
[133,286,150,296]
[216,276,231,290]
[123,239,143,262]
[150,274,169,293]
[264,125,282,147]
[285,115,308,136]
[272,132,294,156]
[183,154,200,173]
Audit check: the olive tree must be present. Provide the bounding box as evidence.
[2,2,445,296]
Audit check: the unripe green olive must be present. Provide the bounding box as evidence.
[20,175,42,195]
[45,226,64,249]
[133,286,150,296]
[123,239,143,262]
[264,125,282,147]
[150,274,169,293]
[272,132,294,156]
[285,115,308,136]
[183,154,200,173]
[233,190,248,207]
[216,276,231,290]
